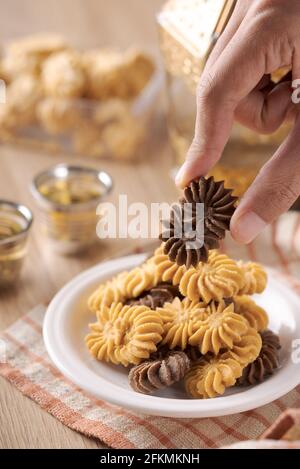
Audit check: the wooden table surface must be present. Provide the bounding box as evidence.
[0,0,177,449]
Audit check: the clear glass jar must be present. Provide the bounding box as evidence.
[0,58,162,163]
[0,201,33,287]
[31,164,113,255]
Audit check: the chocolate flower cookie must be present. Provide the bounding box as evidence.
[237,330,281,385]
[126,282,182,309]
[129,350,190,394]
[160,177,237,268]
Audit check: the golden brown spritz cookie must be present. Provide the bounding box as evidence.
[1,74,42,128]
[3,33,68,78]
[148,243,186,284]
[221,327,262,366]
[179,250,244,303]
[188,301,249,355]
[82,49,127,100]
[88,272,126,314]
[122,49,155,98]
[85,302,164,366]
[185,355,242,398]
[9,33,67,55]
[151,250,187,285]
[37,97,83,134]
[42,51,86,98]
[157,297,208,350]
[83,48,154,101]
[238,261,267,295]
[117,263,157,299]
[233,295,269,331]
[88,261,157,315]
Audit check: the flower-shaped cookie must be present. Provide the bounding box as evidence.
[149,244,187,285]
[160,177,237,268]
[179,250,245,303]
[185,356,242,398]
[234,295,268,331]
[1,74,42,129]
[222,328,262,366]
[37,97,83,134]
[117,263,156,299]
[83,49,154,101]
[127,282,181,309]
[85,302,164,366]
[42,51,86,98]
[237,330,281,385]
[157,297,208,350]
[88,272,126,313]
[189,301,249,355]
[88,261,157,314]
[238,261,267,295]
[129,350,190,394]
[3,33,68,77]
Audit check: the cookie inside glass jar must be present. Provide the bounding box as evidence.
[0,202,33,287]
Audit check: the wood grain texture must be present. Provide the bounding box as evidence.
[0,0,174,449]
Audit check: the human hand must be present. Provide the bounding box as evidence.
[176,0,300,243]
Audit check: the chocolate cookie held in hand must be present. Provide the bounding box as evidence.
[160,176,237,268]
[129,350,190,394]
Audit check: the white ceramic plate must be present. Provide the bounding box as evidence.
[44,254,300,418]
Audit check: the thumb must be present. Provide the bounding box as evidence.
[231,116,300,244]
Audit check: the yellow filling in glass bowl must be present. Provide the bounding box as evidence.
[0,215,28,286]
[0,217,23,240]
[38,177,103,205]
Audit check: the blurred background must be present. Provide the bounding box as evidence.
[0,0,174,320]
[0,0,292,316]
[0,0,164,53]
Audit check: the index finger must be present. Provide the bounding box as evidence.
[176,15,269,188]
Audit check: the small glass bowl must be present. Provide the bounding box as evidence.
[0,201,33,287]
[30,164,113,254]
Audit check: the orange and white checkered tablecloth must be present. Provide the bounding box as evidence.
[1,212,300,449]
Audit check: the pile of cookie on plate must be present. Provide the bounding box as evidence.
[86,176,281,399]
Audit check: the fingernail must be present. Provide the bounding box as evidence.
[175,163,188,187]
[231,211,267,244]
